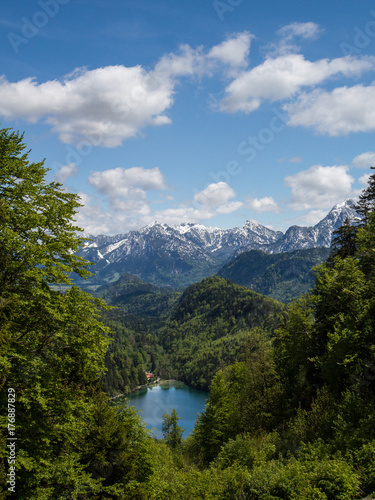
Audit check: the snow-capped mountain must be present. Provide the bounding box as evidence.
[78,199,357,287]
[268,199,358,253]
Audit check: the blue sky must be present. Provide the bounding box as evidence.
[1,0,375,234]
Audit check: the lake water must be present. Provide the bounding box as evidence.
[120,381,209,439]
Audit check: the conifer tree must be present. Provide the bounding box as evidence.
[354,166,375,225]
[328,217,358,264]
[162,409,184,448]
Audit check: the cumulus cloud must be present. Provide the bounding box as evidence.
[0,38,219,148]
[216,201,244,214]
[284,164,355,211]
[76,176,243,234]
[87,166,167,213]
[77,167,169,233]
[192,182,243,216]
[53,163,78,183]
[352,151,375,168]
[247,196,280,213]
[1,27,375,144]
[207,32,253,68]
[193,182,236,207]
[220,54,375,113]
[0,66,176,147]
[88,166,167,195]
[297,209,328,226]
[285,84,375,135]
[359,173,371,186]
[0,34,254,147]
[152,44,206,80]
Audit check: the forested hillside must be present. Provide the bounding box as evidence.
[218,247,330,302]
[158,277,286,390]
[98,274,286,394]
[2,127,375,499]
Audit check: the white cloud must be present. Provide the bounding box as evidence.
[87,166,167,214]
[285,84,375,135]
[220,54,375,113]
[152,206,213,225]
[1,30,375,145]
[76,176,243,234]
[267,22,323,57]
[53,163,78,183]
[216,201,244,214]
[284,164,355,210]
[352,151,375,168]
[359,173,371,185]
[152,44,206,80]
[297,209,328,226]
[0,35,254,147]
[247,196,280,213]
[207,32,253,68]
[193,182,236,207]
[0,66,176,147]
[277,22,322,41]
[89,167,167,195]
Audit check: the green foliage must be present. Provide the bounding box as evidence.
[99,275,286,395]
[180,169,375,497]
[218,248,330,303]
[328,218,358,263]
[0,128,153,499]
[213,432,278,471]
[246,449,360,500]
[162,409,184,449]
[95,272,181,317]
[159,277,286,390]
[354,440,375,494]
[190,330,283,465]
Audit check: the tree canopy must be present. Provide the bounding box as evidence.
[0,128,152,499]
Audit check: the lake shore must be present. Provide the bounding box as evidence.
[110,378,177,400]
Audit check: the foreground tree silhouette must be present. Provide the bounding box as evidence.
[0,128,151,499]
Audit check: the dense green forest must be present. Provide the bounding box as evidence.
[1,127,375,498]
[218,247,330,302]
[98,274,285,394]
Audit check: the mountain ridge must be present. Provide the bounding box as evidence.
[77,199,357,287]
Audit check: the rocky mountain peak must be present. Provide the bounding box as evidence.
[77,199,359,287]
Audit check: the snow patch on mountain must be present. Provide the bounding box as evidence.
[78,200,358,274]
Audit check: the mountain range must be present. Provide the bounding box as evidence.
[76,199,357,288]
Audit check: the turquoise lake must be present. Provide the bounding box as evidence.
[121,381,209,439]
